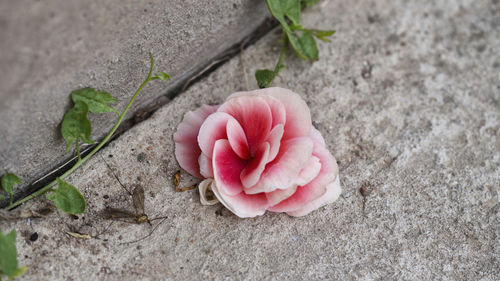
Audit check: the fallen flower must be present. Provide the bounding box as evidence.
[174,87,340,217]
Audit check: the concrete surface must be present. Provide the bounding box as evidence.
[1,0,499,280]
[0,0,270,197]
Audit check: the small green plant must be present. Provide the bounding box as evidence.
[4,53,169,214]
[0,54,168,280]
[0,229,27,280]
[1,174,21,205]
[255,0,335,88]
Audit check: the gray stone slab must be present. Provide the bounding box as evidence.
[1,0,499,280]
[0,0,270,196]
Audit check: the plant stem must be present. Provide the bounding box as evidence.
[7,54,157,210]
[275,36,288,73]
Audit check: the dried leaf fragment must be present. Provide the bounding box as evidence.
[173,171,181,189]
[172,171,195,192]
[66,232,91,239]
[176,185,196,192]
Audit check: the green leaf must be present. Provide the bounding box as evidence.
[289,25,335,41]
[255,69,276,89]
[311,29,335,37]
[266,0,334,60]
[255,62,286,88]
[281,0,301,25]
[0,229,26,279]
[301,0,319,8]
[265,0,301,27]
[1,174,21,204]
[6,267,27,280]
[315,36,331,43]
[61,101,94,152]
[71,88,119,115]
[266,0,317,60]
[0,194,4,200]
[151,71,171,81]
[310,29,336,42]
[297,31,318,60]
[46,178,85,214]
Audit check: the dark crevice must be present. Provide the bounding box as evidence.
[1,18,278,209]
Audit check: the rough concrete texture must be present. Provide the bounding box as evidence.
[1,0,499,280]
[0,0,270,196]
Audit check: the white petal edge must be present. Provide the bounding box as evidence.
[211,182,267,218]
[198,153,213,178]
[198,179,219,206]
[286,176,341,217]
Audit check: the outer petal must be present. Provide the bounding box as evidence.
[212,139,245,196]
[245,137,313,194]
[287,176,341,217]
[199,153,213,178]
[240,142,270,188]
[295,156,321,186]
[226,118,250,159]
[198,112,233,157]
[227,88,311,140]
[218,96,272,155]
[211,182,269,218]
[267,144,339,213]
[174,105,218,178]
[261,94,286,128]
[264,88,311,140]
[310,126,326,147]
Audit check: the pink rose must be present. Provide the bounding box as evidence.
[174,87,341,217]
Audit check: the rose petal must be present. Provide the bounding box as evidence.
[218,96,272,155]
[266,124,284,163]
[174,105,218,178]
[198,153,213,178]
[296,156,321,186]
[245,137,313,194]
[227,88,311,140]
[212,139,246,196]
[265,88,311,140]
[211,182,269,218]
[287,176,341,217]
[310,126,326,147]
[226,118,250,159]
[240,142,270,188]
[267,144,339,213]
[261,94,286,128]
[198,112,233,157]
[266,185,297,206]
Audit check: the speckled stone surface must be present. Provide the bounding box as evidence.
[1,0,498,280]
